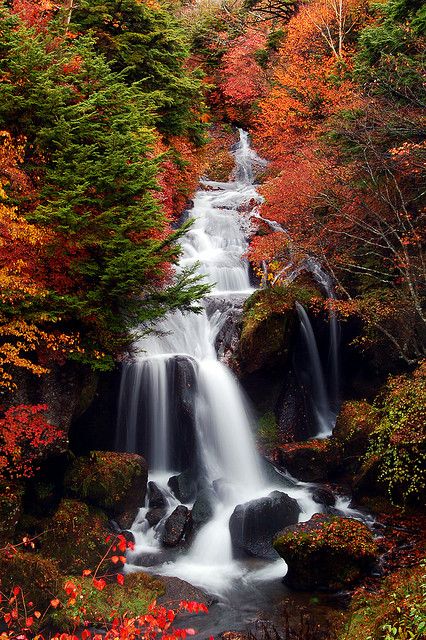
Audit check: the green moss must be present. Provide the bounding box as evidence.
[50,573,165,630]
[0,548,63,610]
[64,451,147,515]
[258,411,279,446]
[333,401,379,465]
[274,514,377,560]
[44,499,109,574]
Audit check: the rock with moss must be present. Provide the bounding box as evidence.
[44,498,110,574]
[274,439,340,482]
[273,514,378,591]
[0,483,24,543]
[237,288,299,375]
[50,572,164,630]
[64,451,148,526]
[0,548,63,609]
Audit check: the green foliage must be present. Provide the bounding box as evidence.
[258,411,279,445]
[365,363,426,504]
[0,7,210,370]
[355,0,425,102]
[70,0,206,141]
[51,572,164,630]
[344,562,426,640]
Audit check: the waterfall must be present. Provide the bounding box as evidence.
[296,303,335,437]
[115,130,368,607]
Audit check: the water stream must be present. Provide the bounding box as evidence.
[116,131,366,634]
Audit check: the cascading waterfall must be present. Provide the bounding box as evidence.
[116,131,364,615]
[296,303,335,437]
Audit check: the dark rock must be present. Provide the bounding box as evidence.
[157,575,215,608]
[274,368,317,442]
[162,505,192,547]
[64,451,148,523]
[274,440,340,482]
[146,508,167,528]
[273,514,378,591]
[312,487,336,507]
[207,297,244,367]
[352,456,384,499]
[148,481,167,509]
[192,488,216,528]
[229,491,300,559]
[168,470,197,503]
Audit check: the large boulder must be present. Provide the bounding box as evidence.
[64,451,148,527]
[229,491,301,559]
[274,439,340,482]
[273,514,378,591]
[161,505,192,547]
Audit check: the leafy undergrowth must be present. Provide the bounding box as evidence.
[0,533,209,640]
[343,562,426,640]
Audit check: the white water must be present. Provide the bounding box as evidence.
[117,131,363,600]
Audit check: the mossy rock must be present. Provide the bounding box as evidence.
[273,514,378,591]
[333,401,379,468]
[0,483,24,543]
[0,548,63,610]
[44,498,110,574]
[274,439,340,482]
[50,572,164,630]
[64,451,148,523]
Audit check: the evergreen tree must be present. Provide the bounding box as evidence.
[0,6,209,370]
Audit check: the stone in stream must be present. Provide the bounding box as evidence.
[273,514,378,591]
[161,505,192,547]
[168,470,197,503]
[311,486,336,507]
[191,488,216,528]
[147,481,167,509]
[146,508,167,528]
[229,490,300,559]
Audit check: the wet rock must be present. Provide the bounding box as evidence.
[352,456,384,499]
[146,508,167,528]
[64,451,148,525]
[312,487,336,507]
[192,488,216,528]
[157,575,215,608]
[273,514,378,591]
[229,491,300,559]
[274,440,340,482]
[162,505,192,547]
[168,469,197,503]
[147,481,167,509]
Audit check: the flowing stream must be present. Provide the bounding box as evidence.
[116,131,366,635]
